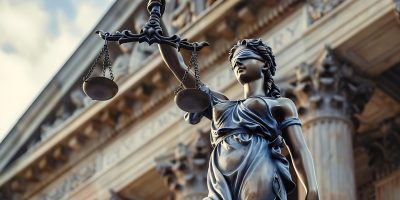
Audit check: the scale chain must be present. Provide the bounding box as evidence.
[103,44,114,80]
[83,46,104,81]
[174,48,202,95]
[174,61,191,95]
[102,45,107,77]
[191,50,201,89]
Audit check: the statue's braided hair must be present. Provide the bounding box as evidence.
[229,39,281,98]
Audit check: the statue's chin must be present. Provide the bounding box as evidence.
[236,75,262,86]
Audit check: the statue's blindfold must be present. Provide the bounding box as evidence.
[231,49,265,67]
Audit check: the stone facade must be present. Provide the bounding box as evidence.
[1,0,400,199]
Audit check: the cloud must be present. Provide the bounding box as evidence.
[0,49,37,139]
[0,1,49,62]
[0,0,114,140]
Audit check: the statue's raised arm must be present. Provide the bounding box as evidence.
[157,21,197,89]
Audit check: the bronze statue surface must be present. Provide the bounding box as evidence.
[158,24,320,199]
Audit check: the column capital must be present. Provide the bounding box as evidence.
[356,115,400,180]
[293,46,373,126]
[155,130,211,200]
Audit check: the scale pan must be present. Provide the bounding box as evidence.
[174,88,209,113]
[83,77,118,101]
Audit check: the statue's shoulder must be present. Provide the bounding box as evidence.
[275,97,295,105]
[200,85,229,101]
[271,97,298,118]
[208,88,229,101]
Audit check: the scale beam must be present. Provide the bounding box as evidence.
[96,0,209,51]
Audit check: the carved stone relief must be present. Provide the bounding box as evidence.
[156,131,211,200]
[306,0,344,24]
[355,115,400,199]
[40,122,53,138]
[356,115,400,179]
[54,104,72,128]
[40,104,72,140]
[113,43,133,82]
[265,12,304,53]
[37,157,98,200]
[170,0,206,31]
[69,87,87,112]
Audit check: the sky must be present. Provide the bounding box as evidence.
[0,0,115,142]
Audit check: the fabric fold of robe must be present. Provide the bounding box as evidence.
[185,85,298,200]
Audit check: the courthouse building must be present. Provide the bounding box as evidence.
[1,0,400,199]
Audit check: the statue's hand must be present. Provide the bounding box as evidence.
[305,190,319,200]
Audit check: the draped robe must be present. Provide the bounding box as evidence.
[185,86,300,200]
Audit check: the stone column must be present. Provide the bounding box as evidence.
[155,131,212,200]
[292,46,372,200]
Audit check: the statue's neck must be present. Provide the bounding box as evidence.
[243,78,267,98]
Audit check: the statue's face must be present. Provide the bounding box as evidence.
[231,47,266,84]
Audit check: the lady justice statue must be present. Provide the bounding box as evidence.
[92,1,319,199]
[159,32,320,200]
